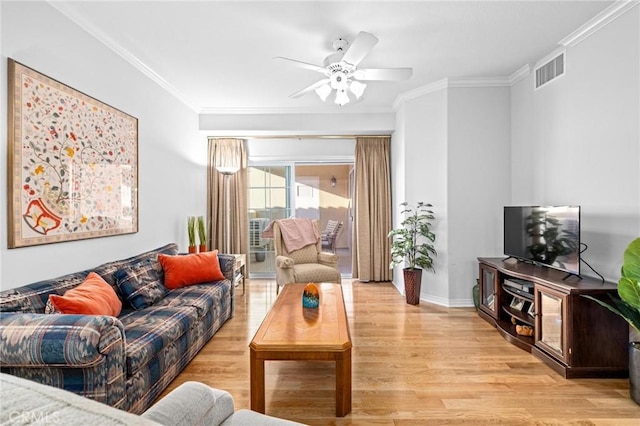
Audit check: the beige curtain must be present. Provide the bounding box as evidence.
[207,138,249,264]
[352,136,392,282]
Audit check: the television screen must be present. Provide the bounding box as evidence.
[504,206,580,275]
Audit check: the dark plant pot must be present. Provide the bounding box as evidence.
[403,268,423,305]
[199,245,207,253]
[630,342,640,405]
[188,245,197,254]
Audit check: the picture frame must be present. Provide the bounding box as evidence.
[509,298,526,311]
[485,294,495,310]
[7,59,138,248]
[527,302,535,317]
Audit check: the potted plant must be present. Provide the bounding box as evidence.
[388,201,437,305]
[187,216,197,253]
[197,216,207,252]
[584,237,640,404]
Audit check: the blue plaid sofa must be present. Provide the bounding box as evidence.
[0,243,235,414]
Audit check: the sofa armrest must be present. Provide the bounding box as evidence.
[275,255,295,269]
[275,256,295,288]
[0,313,125,367]
[318,252,338,266]
[217,253,236,282]
[0,312,128,409]
[142,381,235,426]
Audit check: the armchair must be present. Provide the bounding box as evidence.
[273,220,341,294]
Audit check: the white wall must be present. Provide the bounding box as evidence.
[392,85,510,306]
[391,106,406,211]
[392,89,449,303]
[1,2,204,289]
[447,86,511,303]
[511,5,640,282]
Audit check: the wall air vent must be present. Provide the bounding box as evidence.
[535,53,565,89]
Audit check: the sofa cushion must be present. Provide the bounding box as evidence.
[44,298,59,314]
[114,259,167,310]
[119,306,198,375]
[159,251,225,289]
[154,282,228,319]
[94,243,180,289]
[48,272,122,316]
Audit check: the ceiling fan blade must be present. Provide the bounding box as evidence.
[353,68,413,81]
[274,57,328,74]
[341,31,378,67]
[290,78,331,98]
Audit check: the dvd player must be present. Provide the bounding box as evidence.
[503,278,534,293]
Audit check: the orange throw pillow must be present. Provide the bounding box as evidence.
[49,272,122,316]
[159,250,225,289]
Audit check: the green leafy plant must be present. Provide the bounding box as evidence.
[584,237,640,333]
[187,216,196,248]
[197,216,206,246]
[388,201,437,271]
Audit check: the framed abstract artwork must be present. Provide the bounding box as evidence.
[7,59,138,248]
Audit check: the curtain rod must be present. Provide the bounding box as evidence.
[208,135,391,140]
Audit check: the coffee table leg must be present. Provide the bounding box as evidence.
[335,349,352,416]
[250,349,265,413]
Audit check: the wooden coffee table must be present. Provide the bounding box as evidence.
[249,283,352,417]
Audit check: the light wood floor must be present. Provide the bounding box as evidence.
[159,279,640,425]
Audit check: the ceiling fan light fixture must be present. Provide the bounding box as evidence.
[315,84,332,102]
[330,71,349,90]
[335,88,350,106]
[278,31,413,107]
[353,69,365,80]
[349,80,367,99]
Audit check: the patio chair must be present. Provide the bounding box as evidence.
[321,221,343,253]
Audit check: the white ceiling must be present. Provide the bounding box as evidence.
[51,1,613,114]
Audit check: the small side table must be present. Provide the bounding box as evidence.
[230,254,246,295]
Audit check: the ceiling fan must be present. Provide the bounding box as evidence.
[275,31,413,106]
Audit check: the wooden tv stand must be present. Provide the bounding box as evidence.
[477,257,629,378]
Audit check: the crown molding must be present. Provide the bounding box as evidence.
[47,1,199,113]
[392,79,448,110]
[392,76,512,110]
[448,77,511,87]
[508,64,531,85]
[559,0,639,47]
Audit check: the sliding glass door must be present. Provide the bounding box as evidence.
[247,165,293,277]
[247,162,353,278]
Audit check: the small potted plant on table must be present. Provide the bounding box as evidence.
[388,201,437,305]
[197,216,207,252]
[187,216,197,253]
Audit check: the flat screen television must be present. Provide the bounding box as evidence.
[504,206,580,276]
